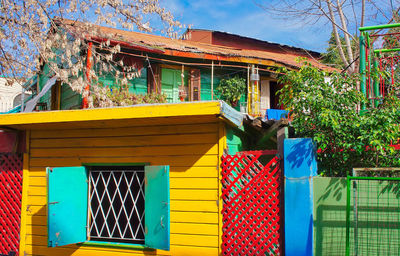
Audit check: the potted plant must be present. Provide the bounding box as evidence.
[216,75,246,107]
[179,86,187,102]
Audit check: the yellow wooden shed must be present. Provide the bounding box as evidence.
[0,101,250,256]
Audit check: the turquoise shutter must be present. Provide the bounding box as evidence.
[47,166,88,247]
[144,165,170,250]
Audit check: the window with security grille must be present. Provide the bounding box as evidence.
[88,166,145,244]
[47,165,170,250]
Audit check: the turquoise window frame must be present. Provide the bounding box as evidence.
[47,164,170,250]
[82,240,149,250]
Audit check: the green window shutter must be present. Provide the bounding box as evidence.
[47,166,88,247]
[161,68,177,103]
[144,165,170,250]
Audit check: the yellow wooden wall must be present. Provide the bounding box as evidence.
[19,116,226,256]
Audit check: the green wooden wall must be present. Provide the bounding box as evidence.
[200,69,246,111]
[161,68,188,103]
[60,83,82,110]
[38,65,147,110]
[37,63,82,110]
[38,64,52,110]
[200,70,219,101]
[98,68,147,96]
[313,177,347,256]
[226,125,247,155]
[38,61,248,110]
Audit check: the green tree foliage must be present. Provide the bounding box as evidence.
[322,32,347,69]
[322,32,358,71]
[216,75,246,107]
[279,63,400,176]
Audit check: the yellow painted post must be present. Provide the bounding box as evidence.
[218,121,227,255]
[252,65,255,115]
[249,65,255,115]
[255,66,260,116]
[19,130,30,256]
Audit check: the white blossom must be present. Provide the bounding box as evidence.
[0,0,182,106]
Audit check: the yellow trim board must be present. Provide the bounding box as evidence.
[0,101,243,130]
[0,101,218,127]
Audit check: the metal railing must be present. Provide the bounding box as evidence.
[0,75,38,114]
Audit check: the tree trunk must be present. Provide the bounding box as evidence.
[337,0,355,73]
[326,0,350,69]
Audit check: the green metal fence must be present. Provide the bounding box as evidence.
[359,23,400,110]
[346,176,400,255]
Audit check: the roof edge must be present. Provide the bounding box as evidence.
[219,101,244,128]
[183,28,322,57]
[0,101,223,128]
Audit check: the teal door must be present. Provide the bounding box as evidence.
[161,68,188,103]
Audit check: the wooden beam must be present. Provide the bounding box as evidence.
[256,119,289,147]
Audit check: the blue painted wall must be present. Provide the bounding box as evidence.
[284,138,317,256]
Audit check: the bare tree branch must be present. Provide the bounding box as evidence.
[361,0,365,27]
[337,0,355,72]
[255,0,396,73]
[326,0,350,68]
[0,0,183,107]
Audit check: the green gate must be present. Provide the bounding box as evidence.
[346,174,400,255]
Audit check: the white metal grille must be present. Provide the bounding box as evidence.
[88,167,145,244]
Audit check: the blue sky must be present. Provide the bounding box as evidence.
[162,0,333,53]
[161,0,396,53]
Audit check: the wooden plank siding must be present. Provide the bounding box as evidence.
[20,119,225,256]
[60,84,82,110]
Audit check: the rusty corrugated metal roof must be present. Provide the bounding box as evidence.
[184,28,322,57]
[56,19,337,72]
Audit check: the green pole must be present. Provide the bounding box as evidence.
[374,47,400,53]
[373,53,380,107]
[346,176,351,256]
[359,33,367,110]
[359,23,400,32]
[367,33,374,107]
